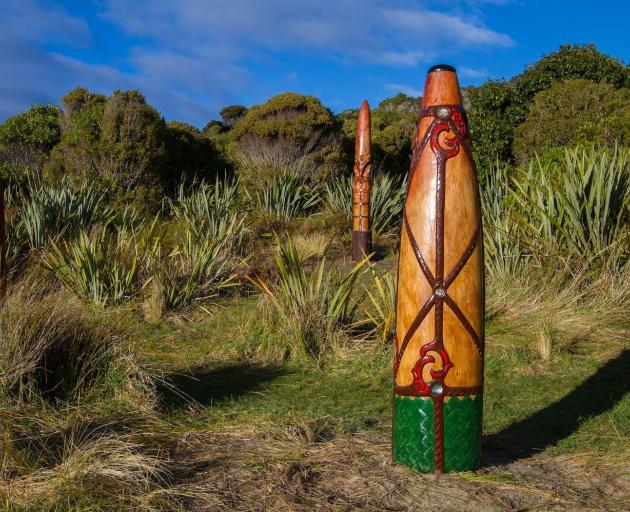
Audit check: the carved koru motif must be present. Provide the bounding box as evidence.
[395,105,482,398]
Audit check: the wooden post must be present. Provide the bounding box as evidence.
[392,65,484,473]
[351,100,372,261]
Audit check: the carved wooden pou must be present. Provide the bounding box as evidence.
[351,101,372,261]
[392,65,484,473]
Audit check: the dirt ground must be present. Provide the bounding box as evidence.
[172,427,630,511]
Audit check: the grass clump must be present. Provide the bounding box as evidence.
[156,215,246,311]
[511,144,630,263]
[15,174,111,251]
[249,235,369,360]
[361,266,396,343]
[245,170,320,223]
[321,173,406,237]
[0,281,173,511]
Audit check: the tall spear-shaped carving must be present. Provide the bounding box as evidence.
[351,101,372,261]
[392,65,484,473]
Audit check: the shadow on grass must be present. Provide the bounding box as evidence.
[484,349,630,466]
[158,362,287,411]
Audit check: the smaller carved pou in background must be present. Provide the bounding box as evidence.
[351,101,372,261]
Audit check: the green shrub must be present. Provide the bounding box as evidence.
[0,104,61,183]
[514,43,629,105]
[98,90,167,207]
[219,105,248,127]
[250,235,369,359]
[513,79,630,161]
[512,145,630,261]
[467,81,520,179]
[46,88,169,210]
[230,93,344,184]
[15,175,111,251]
[467,44,630,173]
[46,87,107,181]
[245,169,320,223]
[165,120,228,189]
[0,104,60,152]
[156,214,246,310]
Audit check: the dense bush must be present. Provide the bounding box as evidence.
[0,104,61,181]
[468,44,630,172]
[97,90,168,206]
[0,104,60,154]
[467,81,520,179]
[220,104,248,127]
[341,93,418,175]
[47,88,169,207]
[513,79,630,161]
[230,92,344,184]
[46,87,107,181]
[513,43,629,105]
[165,120,228,188]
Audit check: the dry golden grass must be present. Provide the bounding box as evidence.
[171,425,630,512]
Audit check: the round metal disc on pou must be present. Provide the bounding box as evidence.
[392,64,484,473]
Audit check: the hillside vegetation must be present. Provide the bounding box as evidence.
[0,44,628,511]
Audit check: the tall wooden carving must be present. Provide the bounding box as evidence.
[351,101,372,261]
[392,65,484,473]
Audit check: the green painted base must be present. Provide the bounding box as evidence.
[393,394,482,472]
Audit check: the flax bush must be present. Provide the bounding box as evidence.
[321,173,406,237]
[250,235,369,359]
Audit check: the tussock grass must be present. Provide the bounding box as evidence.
[245,169,320,223]
[0,281,150,402]
[249,235,369,360]
[486,261,630,364]
[0,432,170,512]
[0,281,177,511]
[361,265,396,343]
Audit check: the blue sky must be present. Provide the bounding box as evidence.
[1,0,629,127]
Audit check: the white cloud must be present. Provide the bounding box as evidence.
[458,66,491,79]
[0,0,514,123]
[380,8,514,50]
[384,83,423,97]
[100,0,513,68]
